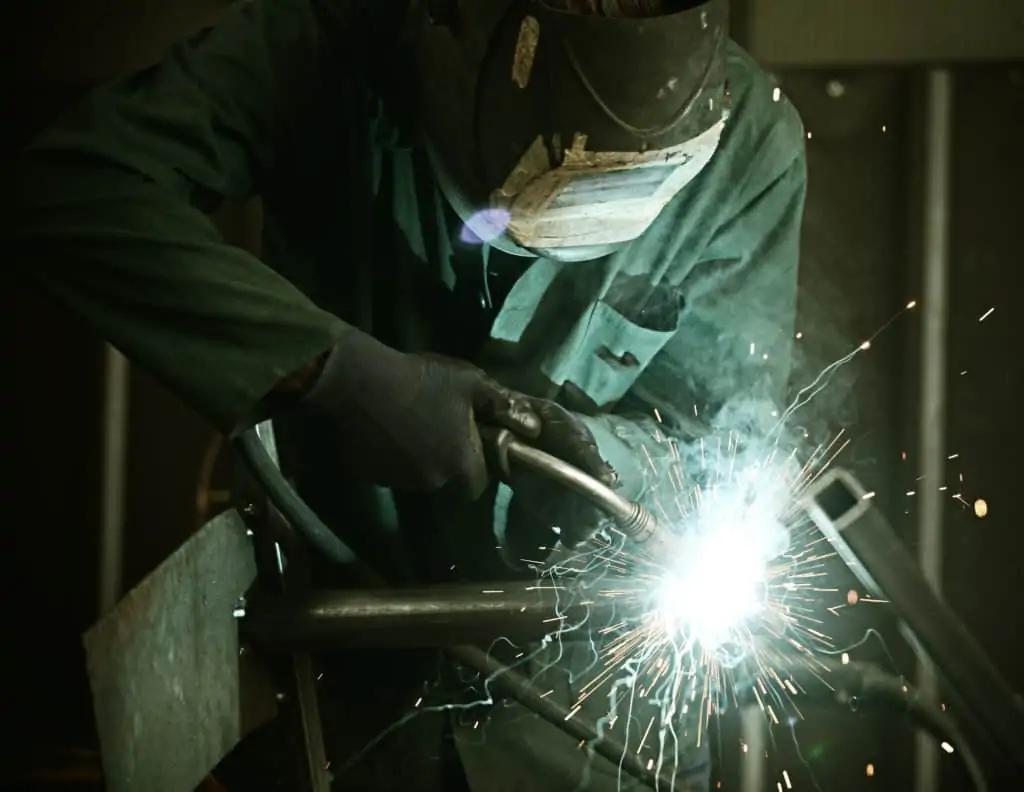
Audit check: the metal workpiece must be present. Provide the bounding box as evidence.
[485,427,664,551]
[447,645,689,792]
[450,647,976,792]
[235,427,1000,791]
[242,581,628,648]
[235,426,682,791]
[800,468,1024,769]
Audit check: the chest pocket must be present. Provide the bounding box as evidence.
[542,299,679,410]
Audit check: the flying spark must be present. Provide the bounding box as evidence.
[353,295,951,789]
[514,418,859,785]
[499,296,931,786]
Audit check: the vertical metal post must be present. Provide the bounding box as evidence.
[97,344,130,615]
[251,420,331,792]
[739,705,767,792]
[914,67,953,792]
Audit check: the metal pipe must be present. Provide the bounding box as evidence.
[97,344,129,615]
[242,582,627,648]
[447,645,684,791]
[739,705,767,792]
[915,67,953,792]
[236,429,663,790]
[247,449,332,792]
[452,648,979,792]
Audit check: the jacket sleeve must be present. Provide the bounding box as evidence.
[581,149,808,502]
[8,0,356,434]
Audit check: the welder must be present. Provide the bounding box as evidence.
[9,0,806,789]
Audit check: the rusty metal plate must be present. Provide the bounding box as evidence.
[84,510,273,792]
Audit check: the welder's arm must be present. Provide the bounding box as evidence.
[580,152,807,502]
[8,0,355,434]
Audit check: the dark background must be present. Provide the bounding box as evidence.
[3,1,1022,789]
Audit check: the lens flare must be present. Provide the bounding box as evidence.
[460,208,511,244]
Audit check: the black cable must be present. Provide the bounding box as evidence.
[236,430,369,574]
[744,658,991,792]
[854,664,990,792]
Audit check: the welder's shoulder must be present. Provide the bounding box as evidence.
[20,0,361,199]
[722,41,806,183]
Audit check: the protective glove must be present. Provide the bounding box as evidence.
[500,398,618,567]
[299,330,540,498]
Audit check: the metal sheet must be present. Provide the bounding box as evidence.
[738,0,1024,65]
[83,510,268,792]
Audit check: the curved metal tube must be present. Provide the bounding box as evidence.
[507,440,655,539]
[488,429,681,557]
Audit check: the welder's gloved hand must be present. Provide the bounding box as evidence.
[502,399,618,567]
[299,330,540,498]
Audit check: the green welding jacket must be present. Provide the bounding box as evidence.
[10,1,805,789]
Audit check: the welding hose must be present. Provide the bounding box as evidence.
[236,429,361,570]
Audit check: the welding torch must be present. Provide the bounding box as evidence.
[238,427,1007,792]
[481,426,680,559]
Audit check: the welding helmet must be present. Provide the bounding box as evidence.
[414,0,730,261]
